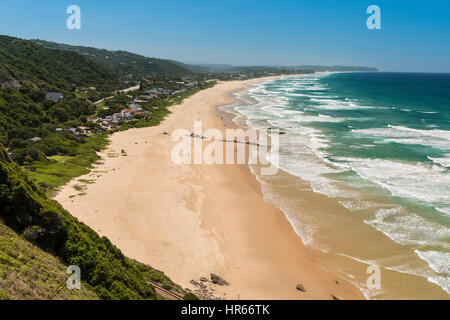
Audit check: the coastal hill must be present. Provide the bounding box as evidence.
[0,35,215,195]
[28,38,377,76]
[0,35,122,92]
[31,40,194,78]
[0,36,119,168]
[0,36,196,300]
[0,144,186,300]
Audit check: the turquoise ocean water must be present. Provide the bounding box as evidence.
[225,72,450,297]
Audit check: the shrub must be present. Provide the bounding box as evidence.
[184,293,200,300]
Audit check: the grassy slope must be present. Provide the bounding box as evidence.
[28,134,109,195]
[0,145,186,300]
[0,222,98,300]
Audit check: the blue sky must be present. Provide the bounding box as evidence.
[1,0,449,72]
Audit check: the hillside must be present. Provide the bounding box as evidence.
[0,35,122,92]
[32,40,194,78]
[0,221,99,300]
[0,73,108,167]
[0,144,187,300]
[0,36,122,187]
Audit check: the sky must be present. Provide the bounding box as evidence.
[1,0,450,72]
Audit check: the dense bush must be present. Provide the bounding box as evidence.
[184,293,200,300]
[0,86,106,166]
[0,35,121,92]
[0,35,122,171]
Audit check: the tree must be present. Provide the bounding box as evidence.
[23,154,34,171]
[52,107,69,122]
[79,115,87,124]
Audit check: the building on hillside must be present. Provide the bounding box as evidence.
[113,113,124,120]
[185,81,198,88]
[121,109,133,120]
[128,103,143,112]
[45,92,64,102]
[27,137,41,143]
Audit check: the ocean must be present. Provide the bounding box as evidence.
[222,72,450,299]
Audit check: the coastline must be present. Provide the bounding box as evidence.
[55,76,364,300]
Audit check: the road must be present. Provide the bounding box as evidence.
[93,84,140,104]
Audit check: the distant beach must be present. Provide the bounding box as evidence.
[55,76,363,300]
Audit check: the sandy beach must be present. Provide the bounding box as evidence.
[55,77,364,300]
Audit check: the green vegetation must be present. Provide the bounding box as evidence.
[0,145,186,300]
[167,81,217,106]
[0,222,99,300]
[32,40,194,78]
[0,34,214,197]
[0,36,118,194]
[98,81,216,133]
[28,135,108,194]
[184,293,200,300]
[0,35,122,92]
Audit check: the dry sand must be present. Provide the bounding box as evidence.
[55,77,364,300]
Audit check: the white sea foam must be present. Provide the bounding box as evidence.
[415,250,450,294]
[436,207,450,216]
[353,125,450,150]
[338,200,382,212]
[428,154,450,168]
[247,165,317,245]
[264,130,362,199]
[333,157,450,215]
[292,114,345,123]
[309,98,375,110]
[338,251,450,297]
[415,250,450,275]
[364,208,450,248]
[419,111,439,114]
[364,208,450,294]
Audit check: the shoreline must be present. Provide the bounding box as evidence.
[55,75,364,300]
[218,74,450,300]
